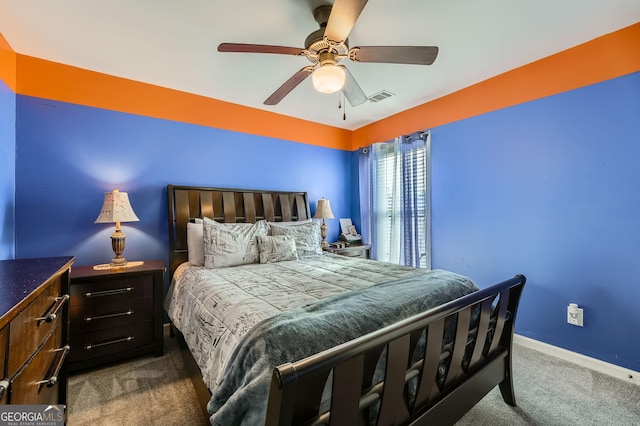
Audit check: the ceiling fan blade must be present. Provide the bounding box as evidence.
[324,0,369,44]
[264,66,314,105]
[218,43,304,56]
[350,46,439,65]
[342,67,368,107]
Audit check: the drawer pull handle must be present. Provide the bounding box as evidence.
[84,287,134,298]
[36,294,70,323]
[0,379,8,398]
[36,345,70,387]
[85,310,134,321]
[85,336,134,350]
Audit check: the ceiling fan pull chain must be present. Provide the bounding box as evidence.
[343,92,347,121]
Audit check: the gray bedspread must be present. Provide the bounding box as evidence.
[167,254,442,390]
[207,269,477,425]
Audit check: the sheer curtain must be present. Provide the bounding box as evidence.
[359,132,431,268]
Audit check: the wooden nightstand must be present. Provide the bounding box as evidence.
[324,243,371,259]
[67,260,165,372]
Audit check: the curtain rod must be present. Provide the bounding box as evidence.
[404,131,430,141]
[361,130,430,152]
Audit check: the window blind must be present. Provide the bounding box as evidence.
[374,140,428,268]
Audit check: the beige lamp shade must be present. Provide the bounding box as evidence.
[95,190,139,224]
[313,198,335,219]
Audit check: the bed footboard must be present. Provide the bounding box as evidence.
[265,274,526,426]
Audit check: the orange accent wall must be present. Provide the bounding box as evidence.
[352,22,640,149]
[0,32,16,91]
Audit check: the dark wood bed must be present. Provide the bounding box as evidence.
[166,184,526,425]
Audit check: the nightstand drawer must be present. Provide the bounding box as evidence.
[68,260,164,371]
[70,298,152,334]
[68,322,153,364]
[70,275,153,307]
[324,243,371,259]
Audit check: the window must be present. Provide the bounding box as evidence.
[359,133,431,268]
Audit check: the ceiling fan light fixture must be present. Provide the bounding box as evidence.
[312,64,345,94]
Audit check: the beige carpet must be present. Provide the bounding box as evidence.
[67,326,209,426]
[68,326,640,425]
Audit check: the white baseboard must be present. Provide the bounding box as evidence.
[514,334,639,386]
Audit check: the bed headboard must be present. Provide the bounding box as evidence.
[167,184,311,276]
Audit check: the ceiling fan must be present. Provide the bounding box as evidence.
[218,0,439,107]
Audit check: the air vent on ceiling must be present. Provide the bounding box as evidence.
[368,90,395,103]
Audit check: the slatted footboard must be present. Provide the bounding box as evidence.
[265,274,526,426]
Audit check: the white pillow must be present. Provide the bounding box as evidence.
[270,221,322,256]
[267,219,311,230]
[257,235,298,264]
[203,218,269,268]
[187,219,204,266]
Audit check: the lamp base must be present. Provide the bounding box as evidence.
[320,220,329,249]
[110,256,128,268]
[109,229,128,269]
[97,220,140,271]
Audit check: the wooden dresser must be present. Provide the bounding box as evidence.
[0,256,74,405]
[68,260,165,372]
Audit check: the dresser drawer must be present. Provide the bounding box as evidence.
[0,257,74,406]
[11,322,67,405]
[68,322,154,364]
[70,275,153,307]
[0,326,7,404]
[8,277,66,378]
[70,297,152,334]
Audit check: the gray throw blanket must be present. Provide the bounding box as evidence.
[207,269,477,425]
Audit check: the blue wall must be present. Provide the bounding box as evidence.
[0,79,15,259]
[14,96,352,282]
[429,72,640,371]
[11,72,640,372]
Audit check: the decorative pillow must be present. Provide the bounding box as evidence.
[257,235,298,264]
[187,219,204,266]
[203,218,269,268]
[267,219,312,230]
[270,221,322,256]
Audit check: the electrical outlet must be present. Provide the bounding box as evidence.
[567,303,584,327]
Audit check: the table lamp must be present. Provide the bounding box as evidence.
[95,189,139,267]
[313,197,334,249]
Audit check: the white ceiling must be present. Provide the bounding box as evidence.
[1,0,639,130]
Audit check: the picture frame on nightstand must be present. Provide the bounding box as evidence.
[339,218,354,235]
